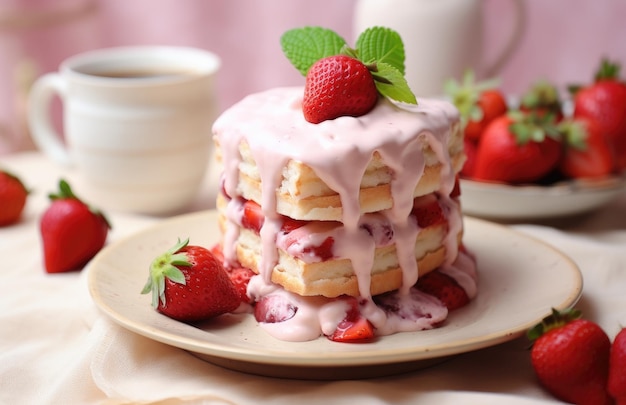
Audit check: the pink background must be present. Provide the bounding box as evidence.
[1,0,625,154]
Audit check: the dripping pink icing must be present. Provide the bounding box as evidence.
[213,86,472,342]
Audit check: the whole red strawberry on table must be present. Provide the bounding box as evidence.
[609,327,626,405]
[0,169,28,226]
[527,308,626,405]
[528,308,613,405]
[40,179,111,273]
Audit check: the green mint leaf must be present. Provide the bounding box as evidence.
[355,26,406,75]
[373,62,417,104]
[280,26,347,76]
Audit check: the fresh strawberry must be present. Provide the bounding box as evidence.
[573,59,626,171]
[0,170,28,226]
[227,266,255,304]
[527,308,613,405]
[40,179,110,273]
[281,227,336,261]
[281,26,417,124]
[254,294,298,323]
[241,199,264,232]
[520,80,564,122]
[209,243,255,304]
[609,327,626,404]
[559,118,615,179]
[241,199,306,234]
[209,243,225,263]
[303,55,379,124]
[445,70,508,143]
[281,217,306,232]
[328,296,375,342]
[472,112,562,183]
[141,238,240,322]
[415,269,469,311]
[412,195,445,228]
[464,89,508,142]
[301,236,335,261]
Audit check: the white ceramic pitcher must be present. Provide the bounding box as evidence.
[353,0,526,97]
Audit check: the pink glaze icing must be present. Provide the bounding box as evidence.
[212,86,474,342]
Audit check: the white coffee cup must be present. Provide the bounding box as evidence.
[353,0,525,97]
[28,46,221,215]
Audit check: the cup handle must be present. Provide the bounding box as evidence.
[28,73,72,166]
[483,0,527,77]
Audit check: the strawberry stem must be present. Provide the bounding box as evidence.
[557,119,589,150]
[48,179,76,200]
[141,237,193,308]
[527,307,582,341]
[595,58,621,81]
[48,179,112,229]
[520,80,562,111]
[507,110,561,145]
[444,69,501,124]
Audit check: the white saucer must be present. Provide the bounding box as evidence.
[461,175,626,221]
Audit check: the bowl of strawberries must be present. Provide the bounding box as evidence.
[446,61,626,221]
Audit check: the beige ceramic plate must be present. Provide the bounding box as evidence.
[461,175,626,221]
[87,210,582,380]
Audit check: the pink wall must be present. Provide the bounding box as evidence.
[1,0,625,154]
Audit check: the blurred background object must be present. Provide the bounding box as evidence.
[1,0,625,155]
[0,0,100,155]
[353,0,526,97]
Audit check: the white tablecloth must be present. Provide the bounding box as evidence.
[2,151,626,405]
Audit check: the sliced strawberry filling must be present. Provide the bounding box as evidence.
[254,294,298,323]
[227,187,458,263]
[328,296,375,342]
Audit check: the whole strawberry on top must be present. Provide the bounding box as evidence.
[0,169,28,226]
[573,58,626,171]
[527,308,613,405]
[444,70,508,143]
[40,179,110,273]
[141,238,240,322]
[281,26,417,123]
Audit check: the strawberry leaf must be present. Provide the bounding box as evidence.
[508,110,561,145]
[445,70,500,123]
[558,119,588,150]
[373,62,417,104]
[281,27,347,75]
[163,265,186,285]
[355,26,406,75]
[142,237,192,308]
[595,58,621,81]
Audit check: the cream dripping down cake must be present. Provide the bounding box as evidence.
[212,26,477,342]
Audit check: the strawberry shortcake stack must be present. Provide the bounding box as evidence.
[212,26,477,342]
